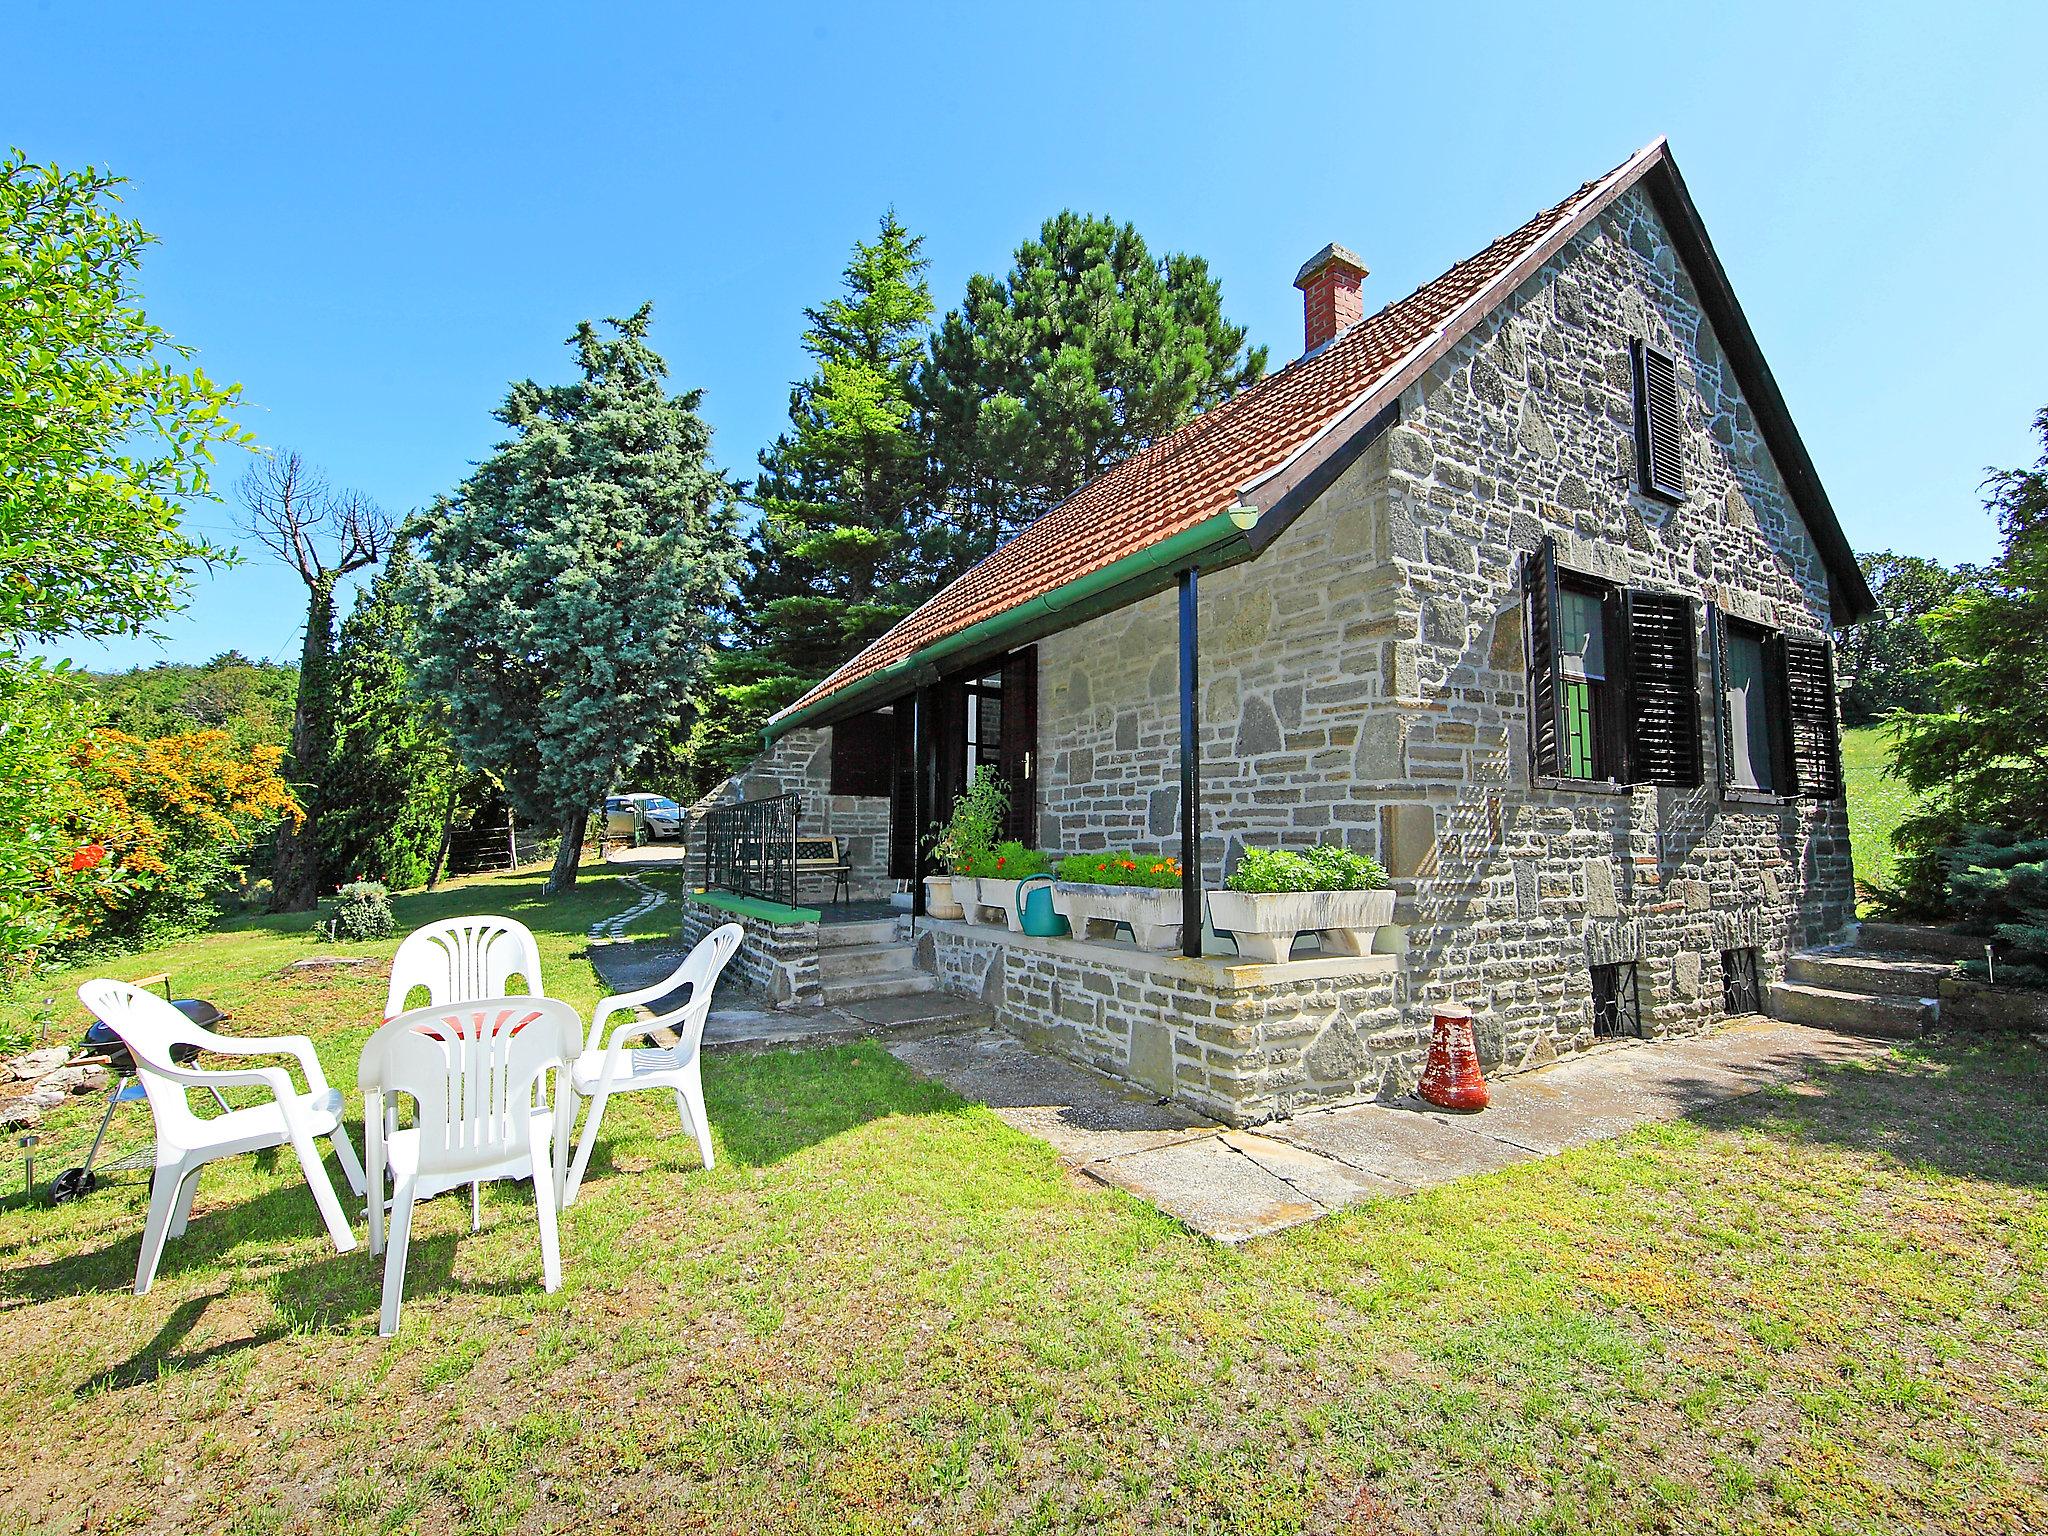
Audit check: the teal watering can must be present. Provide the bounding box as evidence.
[1015,874,1070,938]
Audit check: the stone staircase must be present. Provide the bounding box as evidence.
[817,917,935,1007]
[1771,923,1965,1040]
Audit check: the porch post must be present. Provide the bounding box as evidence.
[1178,567,1202,958]
[910,688,926,918]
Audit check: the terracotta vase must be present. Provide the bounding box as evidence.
[1417,1004,1488,1111]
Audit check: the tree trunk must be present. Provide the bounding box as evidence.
[426,783,460,890]
[272,576,338,911]
[543,808,586,895]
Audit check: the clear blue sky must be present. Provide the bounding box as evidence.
[16,0,2044,670]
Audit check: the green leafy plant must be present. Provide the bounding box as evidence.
[1225,844,1391,894]
[322,879,395,943]
[1055,851,1183,889]
[989,841,1050,879]
[927,768,1008,874]
[1946,829,2048,987]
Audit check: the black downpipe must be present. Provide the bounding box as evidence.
[910,687,926,921]
[1178,568,1202,958]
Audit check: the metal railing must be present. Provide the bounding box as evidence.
[700,792,800,907]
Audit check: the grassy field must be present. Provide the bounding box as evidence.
[1,867,2044,1533]
[1841,724,1923,907]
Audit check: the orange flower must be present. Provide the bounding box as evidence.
[69,842,106,873]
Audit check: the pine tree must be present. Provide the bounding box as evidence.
[735,212,935,702]
[321,545,466,890]
[916,212,1267,582]
[404,306,740,893]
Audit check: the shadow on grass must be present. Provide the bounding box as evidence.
[1688,1031,2048,1189]
[701,1040,968,1168]
[77,1289,286,1394]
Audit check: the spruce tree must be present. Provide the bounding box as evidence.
[735,212,935,702]
[404,306,739,893]
[916,212,1267,581]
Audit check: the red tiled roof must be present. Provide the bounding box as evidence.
[776,143,1665,723]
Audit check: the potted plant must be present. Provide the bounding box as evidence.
[924,768,1007,921]
[974,840,1052,932]
[1052,851,1186,951]
[1206,845,1394,964]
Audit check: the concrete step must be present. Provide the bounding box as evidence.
[1769,981,1930,1040]
[816,918,902,950]
[1855,921,1983,961]
[1787,950,1951,998]
[821,970,937,1006]
[817,942,918,982]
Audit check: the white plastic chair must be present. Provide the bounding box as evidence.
[383,915,545,1227]
[77,979,366,1296]
[358,996,581,1336]
[563,923,743,1206]
[383,916,544,1021]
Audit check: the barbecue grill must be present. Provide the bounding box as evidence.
[52,975,231,1204]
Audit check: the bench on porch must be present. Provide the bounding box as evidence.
[794,836,853,904]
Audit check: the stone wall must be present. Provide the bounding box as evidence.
[1030,184,1856,1085]
[920,921,1404,1125]
[690,726,894,902]
[678,894,820,1008]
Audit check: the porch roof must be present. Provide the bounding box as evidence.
[766,138,1874,743]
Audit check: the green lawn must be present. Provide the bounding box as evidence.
[1841,724,1923,907]
[1,867,2044,1532]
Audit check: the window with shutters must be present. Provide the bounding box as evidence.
[1631,339,1685,502]
[1524,537,1701,789]
[1706,607,1844,801]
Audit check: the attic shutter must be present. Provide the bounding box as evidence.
[1622,590,1702,786]
[1779,636,1844,798]
[830,709,895,798]
[1523,536,1564,779]
[1631,340,1685,500]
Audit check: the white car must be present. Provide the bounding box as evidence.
[604,793,685,843]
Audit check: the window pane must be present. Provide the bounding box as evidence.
[1724,632,1775,792]
[1558,590,1606,681]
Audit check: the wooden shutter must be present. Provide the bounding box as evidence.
[1621,589,1702,786]
[1523,536,1564,779]
[997,647,1038,845]
[1780,636,1844,798]
[888,703,916,879]
[1705,602,1732,789]
[830,709,895,797]
[1631,340,1685,500]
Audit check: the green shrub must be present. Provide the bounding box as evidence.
[323,880,396,943]
[1947,829,2048,987]
[1225,844,1390,894]
[1055,851,1183,889]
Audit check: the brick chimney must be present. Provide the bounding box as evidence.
[1293,243,1368,355]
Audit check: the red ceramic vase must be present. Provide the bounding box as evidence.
[1417,1004,1488,1111]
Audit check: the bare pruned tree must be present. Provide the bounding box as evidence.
[237,449,396,911]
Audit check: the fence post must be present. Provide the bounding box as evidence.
[506,809,517,871]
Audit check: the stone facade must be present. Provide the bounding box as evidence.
[678,893,821,1007]
[1023,186,1853,1102]
[922,921,1403,1126]
[691,726,894,902]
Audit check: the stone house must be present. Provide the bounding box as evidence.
[696,137,1874,1125]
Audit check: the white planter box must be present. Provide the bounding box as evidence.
[1206,887,1396,964]
[953,875,1004,926]
[973,876,1027,932]
[923,875,964,921]
[1052,881,1183,951]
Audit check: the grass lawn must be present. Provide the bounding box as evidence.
[1,867,2045,1532]
[1840,725,1923,906]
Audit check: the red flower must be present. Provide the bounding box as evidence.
[69,843,106,873]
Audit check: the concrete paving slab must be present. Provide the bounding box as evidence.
[1269,1100,1540,1187]
[1086,1137,1320,1243]
[702,1007,869,1051]
[1221,1130,1414,1206]
[837,991,983,1027]
[889,1028,1215,1166]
